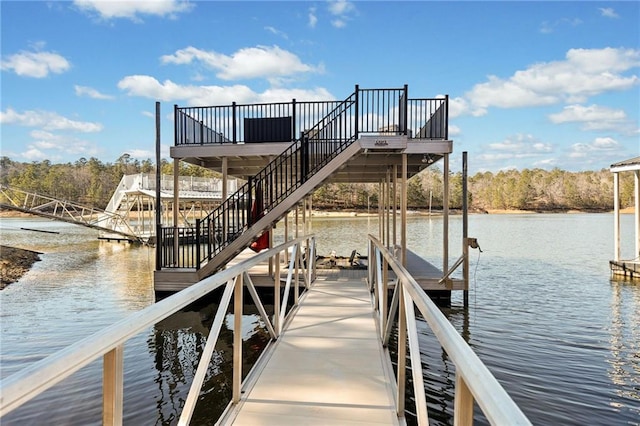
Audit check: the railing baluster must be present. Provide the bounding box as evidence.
[233,273,243,403]
[103,345,124,426]
[454,373,474,426]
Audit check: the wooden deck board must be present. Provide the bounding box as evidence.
[401,249,466,291]
[227,274,400,425]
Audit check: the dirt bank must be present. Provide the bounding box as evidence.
[0,245,42,289]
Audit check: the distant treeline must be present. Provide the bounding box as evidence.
[0,156,634,212]
[315,167,634,212]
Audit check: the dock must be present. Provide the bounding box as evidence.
[0,236,531,425]
[222,271,399,425]
[610,157,640,279]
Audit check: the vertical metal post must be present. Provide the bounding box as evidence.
[393,164,397,248]
[396,281,406,416]
[233,273,243,403]
[378,180,383,242]
[402,154,407,267]
[247,177,253,226]
[155,102,162,270]
[173,159,180,264]
[443,154,450,278]
[232,102,237,143]
[274,251,281,335]
[462,152,469,308]
[386,168,391,250]
[354,84,359,139]
[292,98,297,140]
[635,170,640,257]
[445,94,449,140]
[195,219,201,270]
[103,345,124,426]
[614,172,620,261]
[403,84,408,135]
[222,157,228,244]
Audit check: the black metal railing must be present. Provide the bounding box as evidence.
[175,100,344,145]
[407,96,448,140]
[160,86,450,270]
[174,87,448,146]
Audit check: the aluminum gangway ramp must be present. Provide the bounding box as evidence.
[224,276,400,425]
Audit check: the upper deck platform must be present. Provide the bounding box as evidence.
[169,86,451,182]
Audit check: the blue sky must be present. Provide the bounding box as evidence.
[1,1,638,174]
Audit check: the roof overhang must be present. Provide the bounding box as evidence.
[611,156,640,173]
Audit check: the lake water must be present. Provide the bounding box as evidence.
[0,214,638,425]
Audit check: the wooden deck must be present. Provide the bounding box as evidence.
[401,249,466,291]
[222,271,400,425]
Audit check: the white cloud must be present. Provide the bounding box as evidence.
[75,85,115,100]
[328,0,355,28]
[478,134,554,163]
[161,45,321,81]
[73,0,193,21]
[22,148,49,161]
[125,149,155,159]
[117,75,334,106]
[539,17,582,34]
[1,108,103,132]
[599,8,619,19]
[568,137,620,158]
[1,50,70,78]
[265,26,288,39]
[465,47,640,112]
[548,104,634,133]
[18,130,101,161]
[308,7,318,28]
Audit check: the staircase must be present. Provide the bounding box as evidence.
[157,90,363,284]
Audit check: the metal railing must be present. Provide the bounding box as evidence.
[0,185,144,243]
[368,235,531,425]
[174,86,448,146]
[0,235,316,425]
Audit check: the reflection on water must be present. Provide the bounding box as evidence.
[148,295,271,425]
[608,280,640,410]
[1,214,639,425]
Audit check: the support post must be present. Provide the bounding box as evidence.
[614,172,620,262]
[274,251,281,335]
[222,157,228,245]
[103,345,124,426]
[173,159,180,263]
[462,152,469,308]
[393,164,397,248]
[155,102,162,270]
[635,170,640,257]
[396,281,406,416]
[454,374,474,426]
[233,273,243,403]
[443,153,450,279]
[401,154,407,267]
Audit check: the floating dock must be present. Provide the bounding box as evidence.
[220,271,399,425]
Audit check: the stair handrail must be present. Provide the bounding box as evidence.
[159,90,359,270]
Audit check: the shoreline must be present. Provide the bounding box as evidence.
[1,206,635,221]
[0,245,42,289]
